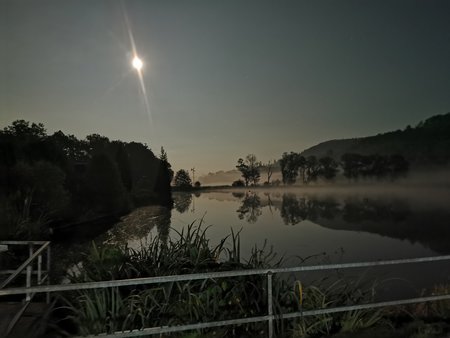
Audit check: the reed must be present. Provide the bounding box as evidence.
[58,221,383,337]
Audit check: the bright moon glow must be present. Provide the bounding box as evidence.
[132,56,143,71]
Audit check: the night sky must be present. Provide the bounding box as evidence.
[2,0,450,174]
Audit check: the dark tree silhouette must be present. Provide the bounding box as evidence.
[341,153,409,181]
[280,152,300,185]
[84,153,129,214]
[236,154,261,186]
[318,156,339,181]
[305,156,320,182]
[113,142,133,192]
[174,169,192,188]
[232,179,245,187]
[0,120,173,239]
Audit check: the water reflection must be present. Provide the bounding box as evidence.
[108,190,450,257]
[198,189,449,254]
[156,207,171,245]
[342,198,410,224]
[173,193,193,213]
[105,205,172,247]
[256,193,413,226]
[232,192,245,199]
[236,192,262,223]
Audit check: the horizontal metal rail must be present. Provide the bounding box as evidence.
[1,254,449,296]
[0,240,49,245]
[0,270,49,275]
[77,293,450,338]
[0,241,50,289]
[1,251,449,337]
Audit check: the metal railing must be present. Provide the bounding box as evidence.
[0,241,51,336]
[1,249,450,337]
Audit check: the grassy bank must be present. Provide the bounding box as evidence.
[50,222,449,337]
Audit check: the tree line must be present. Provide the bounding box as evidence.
[232,151,409,187]
[0,120,173,239]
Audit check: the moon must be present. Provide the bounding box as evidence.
[132,56,143,71]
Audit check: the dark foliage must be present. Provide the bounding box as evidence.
[341,153,409,181]
[236,154,261,186]
[0,120,173,239]
[174,169,192,189]
[301,112,450,166]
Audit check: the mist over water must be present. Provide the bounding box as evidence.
[91,186,447,300]
[51,183,450,302]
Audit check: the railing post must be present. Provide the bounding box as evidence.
[267,271,273,338]
[46,245,51,304]
[37,254,42,285]
[26,243,33,301]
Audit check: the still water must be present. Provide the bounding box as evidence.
[109,187,450,261]
[71,187,450,298]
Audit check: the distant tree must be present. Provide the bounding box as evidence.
[159,146,174,188]
[194,181,201,188]
[174,169,192,188]
[341,153,363,180]
[49,131,88,162]
[264,160,274,185]
[297,155,307,184]
[160,147,168,163]
[272,179,282,186]
[388,154,409,179]
[86,134,110,153]
[305,156,320,182]
[3,120,46,139]
[232,179,245,187]
[236,158,250,186]
[318,156,339,181]
[279,152,300,185]
[340,153,409,181]
[236,154,260,186]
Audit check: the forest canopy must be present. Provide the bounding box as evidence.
[0,120,173,239]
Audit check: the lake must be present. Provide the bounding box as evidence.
[61,186,450,299]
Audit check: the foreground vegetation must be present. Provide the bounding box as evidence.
[49,222,417,337]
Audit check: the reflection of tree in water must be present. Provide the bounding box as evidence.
[173,193,192,213]
[236,192,262,223]
[104,206,172,245]
[281,194,307,225]
[156,207,171,246]
[232,192,245,199]
[342,198,410,224]
[280,194,339,225]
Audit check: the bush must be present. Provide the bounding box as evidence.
[232,179,245,187]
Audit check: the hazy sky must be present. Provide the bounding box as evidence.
[2,1,450,175]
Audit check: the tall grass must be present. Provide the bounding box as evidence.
[58,221,383,337]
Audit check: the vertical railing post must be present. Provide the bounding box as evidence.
[267,271,273,338]
[37,254,42,284]
[46,245,51,304]
[26,243,33,301]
